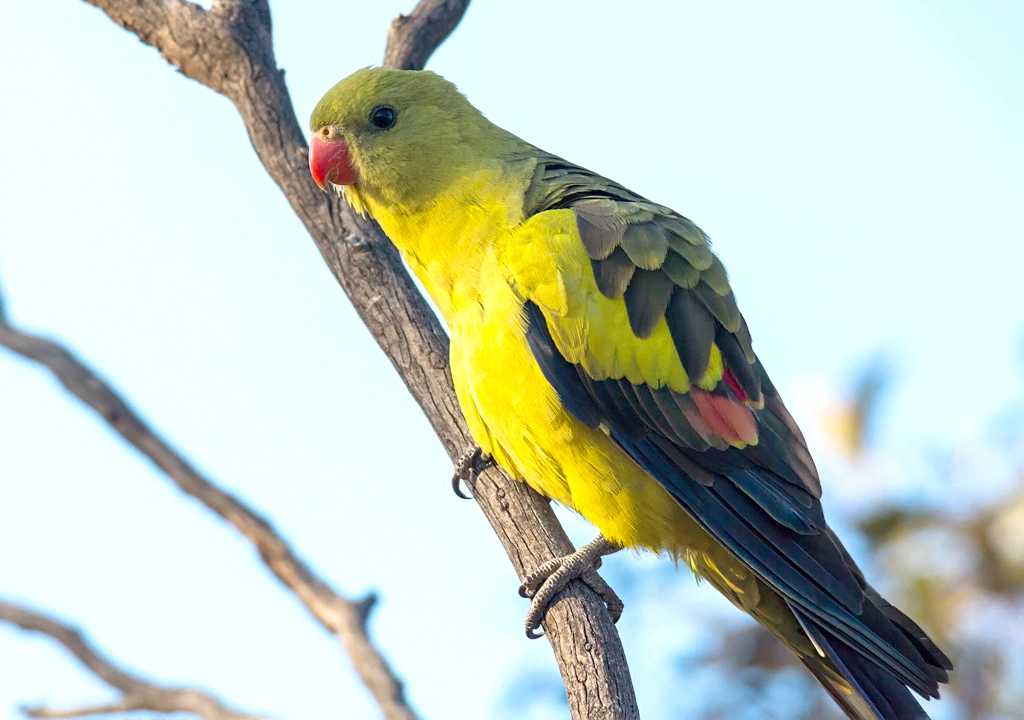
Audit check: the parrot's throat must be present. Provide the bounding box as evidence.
[351,163,533,327]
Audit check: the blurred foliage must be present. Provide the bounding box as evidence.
[824,360,891,459]
[502,352,1024,720]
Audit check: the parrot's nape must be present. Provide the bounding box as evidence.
[308,67,952,720]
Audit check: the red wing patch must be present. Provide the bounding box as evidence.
[691,388,758,446]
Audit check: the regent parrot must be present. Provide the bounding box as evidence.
[308,67,952,720]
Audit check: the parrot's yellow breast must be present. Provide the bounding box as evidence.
[349,167,710,554]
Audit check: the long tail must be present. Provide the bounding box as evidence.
[799,655,894,720]
[789,585,952,720]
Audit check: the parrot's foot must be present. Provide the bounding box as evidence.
[519,535,623,639]
[451,445,492,499]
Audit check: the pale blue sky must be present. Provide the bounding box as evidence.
[0,1,1021,718]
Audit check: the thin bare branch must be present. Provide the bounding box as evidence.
[0,601,146,696]
[23,700,135,719]
[384,0,470,71]
[0,600,272,720]
[0,290,418,720]
[71,0,638,716]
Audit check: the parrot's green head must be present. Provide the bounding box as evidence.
[309,67,512,211]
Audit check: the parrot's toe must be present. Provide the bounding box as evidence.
[451,445,493,499]
[519,534,623,639]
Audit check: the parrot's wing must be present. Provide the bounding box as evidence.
[510,153,951,704]
[516,150,823,513]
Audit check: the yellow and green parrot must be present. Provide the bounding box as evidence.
[308,68,952,720]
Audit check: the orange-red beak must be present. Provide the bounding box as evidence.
[309,133,358,190]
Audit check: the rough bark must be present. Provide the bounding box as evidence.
[77,1,638,717]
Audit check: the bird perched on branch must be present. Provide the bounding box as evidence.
[309,67,952,720]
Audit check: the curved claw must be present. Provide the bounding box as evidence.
[452,448,491,497]
[450,446,491,499]
[452,471,474,500]
[520,535,623,638]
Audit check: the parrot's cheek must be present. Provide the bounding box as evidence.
[309,135,358,190]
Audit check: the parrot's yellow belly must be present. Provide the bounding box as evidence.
[449,267,706,556]
[449,272,809,645]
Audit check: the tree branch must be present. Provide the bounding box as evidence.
[0,600,272,720]
[0,287,418,720]
[74,0,638,717]
[384,0,470,71]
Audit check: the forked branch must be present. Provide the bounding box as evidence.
[71,0,638,717]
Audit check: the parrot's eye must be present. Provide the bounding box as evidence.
[369,105,398,131]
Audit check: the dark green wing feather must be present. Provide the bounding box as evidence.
[523,150,761,402]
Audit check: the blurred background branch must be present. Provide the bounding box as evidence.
[0,600,274,720]
[0,271,419,720]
